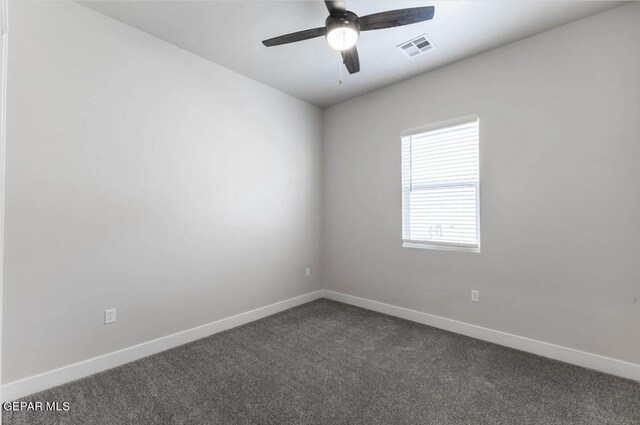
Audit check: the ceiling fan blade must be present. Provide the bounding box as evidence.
[325,1,346,14]
[341,46,360,74]
[358,6,435,31]
[262,27,326,47]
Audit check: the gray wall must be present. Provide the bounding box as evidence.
[3,1,322,383]
[323,3,640,364]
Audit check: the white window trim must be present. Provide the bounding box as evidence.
[401,114,480,138]
[402,241,481,253]
[401,115,481,253]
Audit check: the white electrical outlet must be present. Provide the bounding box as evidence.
[471,290,480,303]
[105,308,116,324]
[305,267,311,277]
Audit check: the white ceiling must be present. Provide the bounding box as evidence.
[79,0,625,107]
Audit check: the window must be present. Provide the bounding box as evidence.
[402,117,480,252]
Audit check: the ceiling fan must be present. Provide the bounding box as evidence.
[262,1,435,75]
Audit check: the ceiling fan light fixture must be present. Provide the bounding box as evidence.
[326,20,359,51]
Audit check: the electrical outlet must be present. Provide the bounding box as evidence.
[305,267,311,277]
[471,290,480,303]
[105,308,116,324]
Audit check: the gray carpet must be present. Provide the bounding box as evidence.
[4,299,640,424]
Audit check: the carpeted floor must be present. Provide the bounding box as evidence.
[4,299,640,424]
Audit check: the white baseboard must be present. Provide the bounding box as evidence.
[1,290,324,402]
[321,290,640,382]
[4,289,638,402]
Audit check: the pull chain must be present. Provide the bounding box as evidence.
[338,58,342,85]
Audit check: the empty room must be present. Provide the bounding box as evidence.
[0,0,639,423]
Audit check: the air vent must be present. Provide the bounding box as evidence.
[398,34,434,58]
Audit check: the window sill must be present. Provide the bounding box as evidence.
[402,241,480,253]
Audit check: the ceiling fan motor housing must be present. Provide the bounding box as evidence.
[325,10,360,35]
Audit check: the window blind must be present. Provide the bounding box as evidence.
[402,118,480,250]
